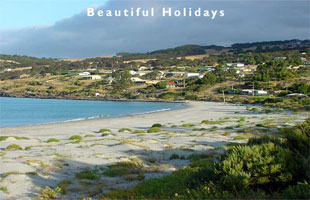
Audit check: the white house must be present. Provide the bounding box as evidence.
[287,93,307,98]
[99,69,113,74]
[254,90,268,96]
[78,72,90,76]
[274,57,287,61]
[227,63,244,68]
[164,72,185,77]
[129,70,137,75]
[80,75,102,80]
[185,73,200,78]
[131,77,146,84]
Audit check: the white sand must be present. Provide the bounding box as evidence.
[0,101,305,199]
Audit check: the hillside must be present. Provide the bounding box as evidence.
[118,39,310,60]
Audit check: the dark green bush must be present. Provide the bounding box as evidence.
[151,123,162,128]
[282,182,310,199]
[247,135,283,146]
[282,119,310,182]
[216,143,292,193]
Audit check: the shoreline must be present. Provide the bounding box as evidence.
[0,101,241,137]
[0,94,187,103]
[0,100,190,129]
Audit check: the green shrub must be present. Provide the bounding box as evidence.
[105,167,198,199]
[57,180,72,194]
[119,128,132,132]
[5,144,22,151]
[216,143,292,193]
[247,136,283,146]
[36,186,62,200]
[182,123,195,127]
[147,127,162,133]
[0,186,8,193]
[151,123,162,127]
[192,128,207,131]
[84,134,96,137]
[256,124,265,127]
[282,119,310,182]
[75,170,98,180]
[281,182,310,199]
[103,161,144,177]
[103,168,130,177]
[69,135,82,141]
[133,130,146,134]
[46,138,60,143]
[170,153,180,160]
[99,128,111,133]
[0,136,9,141]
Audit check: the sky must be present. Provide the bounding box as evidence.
[0,0,309,58]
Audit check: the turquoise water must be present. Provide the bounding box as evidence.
[0,97,184,127]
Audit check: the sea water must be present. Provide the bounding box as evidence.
[0,97,184,127]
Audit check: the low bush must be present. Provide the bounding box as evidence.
[99,128,111,133]
[151,123,162,127]
[0,186,8,193]
[46,138,60,143]
[5,144,22,151]
[147,127,162,133]
[281,182,310,199]
[104,119,310,199]
[215,143,292,193]
[69,135,82,141]
[75,170,98,180]
[57,180,72,194]
[170,153,180,160]
[0,136,9,141]
[133,130,146,134]
[103,161,144,177]
[182,123,195,127]
[119,128,132,132]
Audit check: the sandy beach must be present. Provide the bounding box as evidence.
[0,101,307,199]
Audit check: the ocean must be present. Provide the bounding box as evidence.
[0,97,184,127]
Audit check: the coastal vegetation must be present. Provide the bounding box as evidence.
[5,144,22,151]
[0,106,308,199]
[104,119,310,199]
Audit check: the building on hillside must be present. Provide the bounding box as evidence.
[129,70,137,75]
[106,77,114,84]
[241,89,253,95]
[78,72,90,76]
[145,80,161,85]
[19,74,30,79]
[241,89,268,96]
[138,66,151,71]
[254,90,268,96]
[274,57,287,61]
[227,63,244,68]
[286,93,308,98]
[80,75,102,80]
[164,72,185,78]
[131,77,146,84]
[166,81,176,88]
[99,69,113,74]
[87,68,97,71]
[185,73,200,78]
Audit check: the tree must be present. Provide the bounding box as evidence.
[155,81,167,89]
[112,70,131,91]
